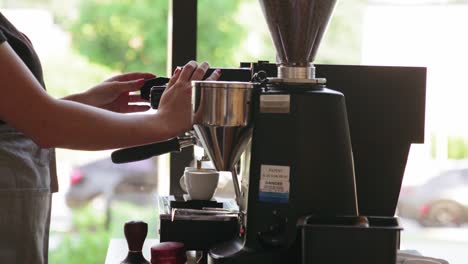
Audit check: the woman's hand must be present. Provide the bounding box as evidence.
[156,61,221,137]
[65,72,155,113]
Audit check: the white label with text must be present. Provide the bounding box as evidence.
[259,165,290,203]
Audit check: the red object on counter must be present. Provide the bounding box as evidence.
[150,242,186,264]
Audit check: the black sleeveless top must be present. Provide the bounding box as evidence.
[0,12,58,193]
[0,12,46,124]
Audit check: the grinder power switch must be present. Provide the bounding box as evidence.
[257,216,288,248]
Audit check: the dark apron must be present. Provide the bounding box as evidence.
[0,124,58,263]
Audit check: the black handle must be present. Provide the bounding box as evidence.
[111,138,181,164]
[150,86,166,109]
[140,77,170,100]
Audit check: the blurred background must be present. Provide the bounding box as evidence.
[2,0,468,263]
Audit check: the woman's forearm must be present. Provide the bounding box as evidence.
[35,99,170,150]
[61,92,88,104]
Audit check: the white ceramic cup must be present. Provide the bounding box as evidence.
[179,168,219,200]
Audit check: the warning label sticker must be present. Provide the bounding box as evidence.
[259,165,290,203]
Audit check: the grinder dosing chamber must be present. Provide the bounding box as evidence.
[192,81,255,205]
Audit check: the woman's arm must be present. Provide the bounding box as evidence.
[0,41,211,150]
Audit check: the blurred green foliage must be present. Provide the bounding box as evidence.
[430,135,468,159]
[448,137,468,159]
[49,205,110,264]
[65,0,367,77]
[68,0,169,76]
[42,50,113,98]
[197,0,248,67]
[50,201,158,264]
[317,0,368,64]
[66,0,249,75]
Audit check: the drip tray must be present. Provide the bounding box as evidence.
[298,215,402,264]
[158,196,239,251]
[170,194,224,210]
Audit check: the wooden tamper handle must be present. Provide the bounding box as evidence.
[120,220,150,264]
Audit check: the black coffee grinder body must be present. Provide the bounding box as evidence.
[208,81,359,263]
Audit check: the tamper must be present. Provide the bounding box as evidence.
[120,220,150,264]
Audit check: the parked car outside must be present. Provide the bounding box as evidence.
[65,156,236,209]
[398,168,468,227]
[65,157,159,209]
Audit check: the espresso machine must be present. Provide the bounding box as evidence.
[111,0,426,263]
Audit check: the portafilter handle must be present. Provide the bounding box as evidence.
[111,135,196,164]
[139,77,170,102]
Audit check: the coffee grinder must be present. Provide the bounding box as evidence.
[191,0,360,263]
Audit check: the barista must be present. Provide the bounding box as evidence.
[0,12,220,263]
